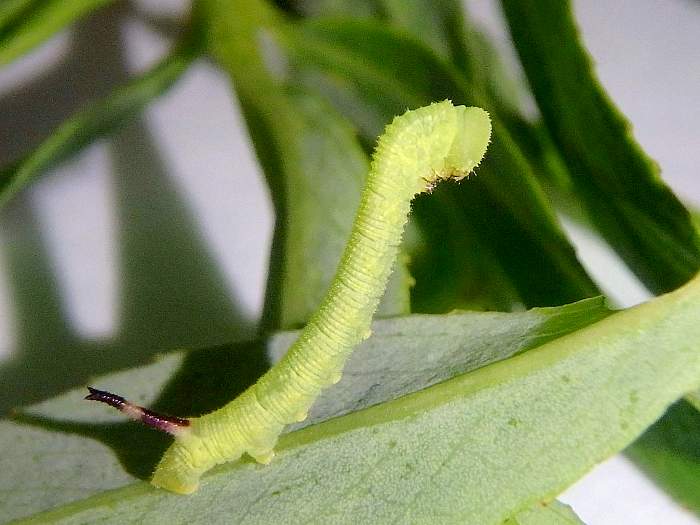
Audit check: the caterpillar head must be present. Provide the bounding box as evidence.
[437,105,491,189]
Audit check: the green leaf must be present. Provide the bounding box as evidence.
[626,400,700,514]
[377,0,530,129]
[282,3,573,313]
[0,0,34,29]
[283,0,380,19]
[504,500,585,525]
[0,0,116,66]
[289,0,480,83]
[501,0,700,294]
[12,272,700,522]
[688,391,700,412]
[0,37,200,209]
[2,297,610,522]
[379,0,472,68]
[500,2,700,508]
[381,3,581,254]
[198,0,410,329]
[289,1,526,128]
[689,205,700,238]
[409,188,523,312]
[278,18,599,309]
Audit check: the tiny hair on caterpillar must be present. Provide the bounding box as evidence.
[86,100,492,494]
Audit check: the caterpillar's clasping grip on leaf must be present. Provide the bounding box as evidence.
[145,100,492,493]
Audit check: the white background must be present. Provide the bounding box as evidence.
[0,1,698,523]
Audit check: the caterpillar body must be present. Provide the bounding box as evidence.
[142,101,491,493]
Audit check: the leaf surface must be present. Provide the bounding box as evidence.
[2,297,609,522]
[504,500,585,525]
[8,274,700,523]
[688,390,700,412]
[15,274,700,524]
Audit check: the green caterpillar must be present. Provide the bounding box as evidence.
[95,101,491,494]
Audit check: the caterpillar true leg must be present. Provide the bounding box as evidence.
[137,100,491,493]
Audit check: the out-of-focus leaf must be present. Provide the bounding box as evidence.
[691,207,700,234]
[289,2,569,313]
[282,0,379,19]
[508,119,590,224]
[380,0,471,68]
[278,18,599,309]
[287,0,526,126]
[289,0,482,84]
[501,0,700,295]
[626,400,700,514]
[198,0,409,330]
[409,187,522,312]
[0,0,34,29]
[10,272,700,524]
[0,37,201,208]
[0,0,116,66]
[688,390,700,412]
[378,2,579,256]
[378,0,529,129]
[2,297,610,522]
[504,500,585,525]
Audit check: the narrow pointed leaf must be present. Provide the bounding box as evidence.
[0,38,200,208]
[501,0,700,294]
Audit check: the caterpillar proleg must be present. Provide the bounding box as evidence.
[148,100,491,493]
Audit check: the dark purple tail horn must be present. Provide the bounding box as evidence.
[85,386,190,435]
